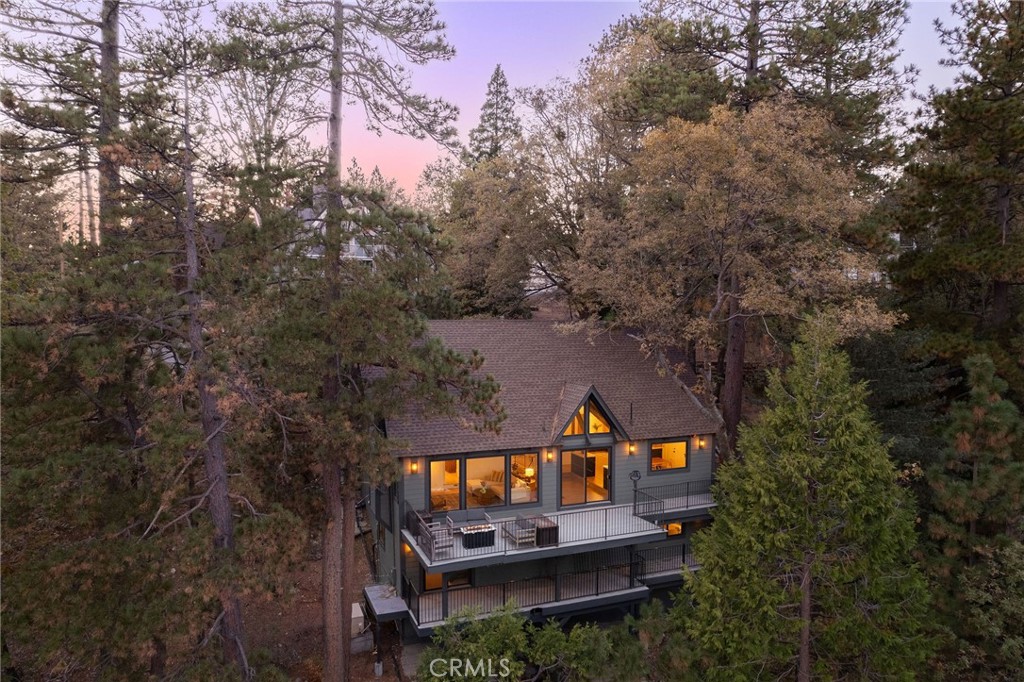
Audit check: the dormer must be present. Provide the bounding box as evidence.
[555,386,627,447]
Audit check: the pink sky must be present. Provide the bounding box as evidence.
[337,1,959,197]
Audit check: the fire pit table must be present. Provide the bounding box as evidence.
[461,523,496,549]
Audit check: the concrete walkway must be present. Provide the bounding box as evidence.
[400,641,427,680]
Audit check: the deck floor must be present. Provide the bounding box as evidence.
[407,503,666,568]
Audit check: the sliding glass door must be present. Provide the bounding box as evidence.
[560,449,610,506]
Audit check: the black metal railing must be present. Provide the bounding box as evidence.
[410,562,639,625]
[634,543,697,578]
[403,576,421,624]
[634,490,665,517]
[634,479,714,516]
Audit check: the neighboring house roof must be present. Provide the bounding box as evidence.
[385,319,721,457]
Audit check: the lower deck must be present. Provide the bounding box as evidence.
[390,539,699,635]
[411,565,646,628]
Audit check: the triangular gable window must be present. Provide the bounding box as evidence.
[563,399,613,437]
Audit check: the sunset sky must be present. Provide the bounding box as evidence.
[337,1,960,197]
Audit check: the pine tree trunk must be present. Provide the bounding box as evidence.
[77,155,86,244]
[98,0,120,236]
[990,179,1012,327]
[322,4,350,682]
[798,553,812,682]
[322,462,345,682]
[341,481,357,682]
[742,0,762,111]
[721,274,745,454]
[181,69,248,677]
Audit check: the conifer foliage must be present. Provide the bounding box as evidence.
[892,0,1023,392]
[925,354,1024,680]
[466,64,521,163]
[687,322,929,680]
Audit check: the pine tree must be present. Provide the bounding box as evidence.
[226,4,460,678]
[649,0,913,176]
[925,354,1024,680]
[467,64,521,163]
[578,100,895,453]
[890,0,1024,394]
[846,329,949,471]
[687,321,930,680]
[243,185,504,682]
[2,0,126,236]
[438,154,549,318]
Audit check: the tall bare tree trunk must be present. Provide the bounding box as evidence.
[322,463,345,682]
[742,0,762,112]
[721,274,745,453]
[77,155,86,244]
[798,553,812,682]
[322,3,351,681]
[98,0,120,236]
[180,66,248,678]
[81,147,98,244]
[990,179,1012,327]
[340,483,357,682]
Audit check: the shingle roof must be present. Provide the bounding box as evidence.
[385,320,721,457]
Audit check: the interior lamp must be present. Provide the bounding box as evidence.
[524,467,535,478]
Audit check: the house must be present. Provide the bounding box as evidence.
[363,319,721,639]
[295,191,380,265]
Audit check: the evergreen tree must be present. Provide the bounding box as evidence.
[418,603,610,682]
[437,154,549,318]
[2,0,127,235]
[925,354,1024,680]
[604,598,702,682]
[2,5,307,676]
[687,321,930,680]
[589,15,727,133]
[241,185,504,682]
[467,64,521,163]
[226,4,461,678]
[846,329,949,471]
[578,100,895,453]
[890,0,1024,394]
[648,0,913,177]
[623,0,913,453]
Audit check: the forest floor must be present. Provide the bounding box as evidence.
[245,537,404,682]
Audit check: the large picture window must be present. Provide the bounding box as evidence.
[650,440,688,471]
[429,459,460,512]
[510,453,539,505]
[428,452,539,512]
[465,455,505,508]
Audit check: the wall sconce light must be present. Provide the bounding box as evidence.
[545,450,554,463]
[698,437,707,449]
[409,460,419,474]
[628,442,637,455]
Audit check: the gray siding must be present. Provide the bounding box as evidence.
[394,435,713,523]
[612,435,714,503]
[400,459,426,514]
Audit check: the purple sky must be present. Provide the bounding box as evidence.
[339,1,960,197]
